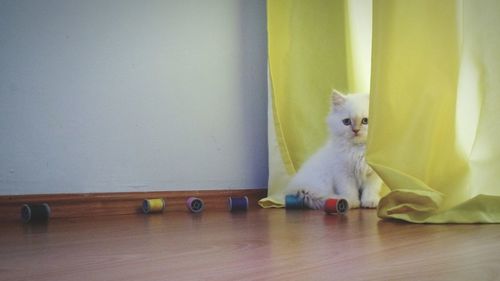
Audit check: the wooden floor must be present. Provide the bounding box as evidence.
[1,208,500,281]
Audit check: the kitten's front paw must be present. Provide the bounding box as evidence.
[296,190,324,210]
[347,199,361,209]
[361,196,379,208]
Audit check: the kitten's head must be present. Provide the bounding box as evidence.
[327,90,370,144]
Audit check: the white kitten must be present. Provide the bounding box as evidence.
[285,90,382,209]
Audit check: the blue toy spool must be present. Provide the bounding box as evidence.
[228,196,248,212]
[21,203,51,223]
[285,194,305,209]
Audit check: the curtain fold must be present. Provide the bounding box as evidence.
[260,0,500,223]
[370,0,500,223]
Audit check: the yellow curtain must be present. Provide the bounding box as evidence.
[260,0,374,208]
[370,0,500,223]
[260,0,500,223]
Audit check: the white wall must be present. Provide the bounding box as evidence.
[0,0,268,195]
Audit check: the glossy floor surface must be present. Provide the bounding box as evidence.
[1,209,499,281]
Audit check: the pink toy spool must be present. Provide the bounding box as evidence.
[186,197,204,213]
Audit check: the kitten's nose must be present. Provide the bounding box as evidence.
[352,129,360,135]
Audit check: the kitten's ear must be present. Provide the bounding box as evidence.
[331,90,346,106]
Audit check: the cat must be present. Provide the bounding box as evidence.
[284,90,382,209]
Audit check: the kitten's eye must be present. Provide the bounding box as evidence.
[362,118,368,125]
[342,118,351,126]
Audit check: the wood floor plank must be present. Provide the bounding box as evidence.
[1,209,499,281]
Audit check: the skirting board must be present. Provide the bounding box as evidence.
[0,189,267,221]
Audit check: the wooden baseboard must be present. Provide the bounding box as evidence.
[0,189,268,221]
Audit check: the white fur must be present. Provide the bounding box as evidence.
[285,91,382,209]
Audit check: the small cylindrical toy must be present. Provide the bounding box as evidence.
[228,196,248,212]
[21,203,51,223]
[142,198,165,214]
[285,194,305,209]
[324,198,349,215]
[186,197,204,213]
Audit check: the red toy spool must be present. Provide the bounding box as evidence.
[324,198,349,215]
